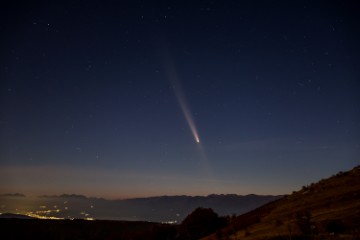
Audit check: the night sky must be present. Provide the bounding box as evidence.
[1,1,359,199]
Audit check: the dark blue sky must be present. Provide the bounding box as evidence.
[1,1,359,198]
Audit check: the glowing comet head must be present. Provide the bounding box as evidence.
[196,138,200,143]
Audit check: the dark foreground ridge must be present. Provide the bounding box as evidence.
[0,218,171,240]
[0,207,226,240]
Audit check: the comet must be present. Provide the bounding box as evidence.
[175,90,200,144]
[169,74,213,174]
[164,60,200,144]
[161,50,211,175]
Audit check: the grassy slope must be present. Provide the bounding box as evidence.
[203,166,360,240]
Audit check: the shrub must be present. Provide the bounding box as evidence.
[325,219,346,235]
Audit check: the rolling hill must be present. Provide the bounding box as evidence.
[202,165,360,240]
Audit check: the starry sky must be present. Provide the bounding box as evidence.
[1,1,359,199]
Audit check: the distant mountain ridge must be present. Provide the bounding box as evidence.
[0,193,26,198]
[118,194,282,218]
[0,193,281,222]
[39,194,95,199]
[0,213,35,219]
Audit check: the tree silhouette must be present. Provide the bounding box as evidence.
[178,207,226,240]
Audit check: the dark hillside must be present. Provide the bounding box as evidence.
[203,165,360,240]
